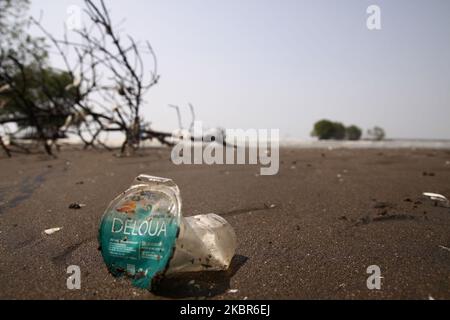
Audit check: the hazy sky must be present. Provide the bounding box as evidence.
[30,0,450,139]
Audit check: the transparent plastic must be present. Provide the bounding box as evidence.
[98,175,236,290]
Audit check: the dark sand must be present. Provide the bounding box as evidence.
[0,147,449,299]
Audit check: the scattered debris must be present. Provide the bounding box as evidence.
[377,210,388,216]
[357,215,372,225]
[422,192,450,207]
[44,227,62,235]
[69,203,86,209]
[264,203,276,209]
[220,204,276,217]
[228,289,239,294]
[373,201,393,209]
[355,213,417,226]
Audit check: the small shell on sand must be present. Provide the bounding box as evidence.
[44,227,62,235]
[423,192,448,202]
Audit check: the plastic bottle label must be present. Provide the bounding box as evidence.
[99,189,179,289]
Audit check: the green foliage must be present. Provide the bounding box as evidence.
[0,65,79,137]
[346,125,362,141]
[367,126,386,141]
[311,119,333,140]
[311,119,346,140]
[333,122,346,140]
[0,0,58,139]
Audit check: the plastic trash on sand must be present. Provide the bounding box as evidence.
[98,175,237,290]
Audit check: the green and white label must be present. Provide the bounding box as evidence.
[99,189,179,290]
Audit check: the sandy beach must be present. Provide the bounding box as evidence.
[0,146,449,299]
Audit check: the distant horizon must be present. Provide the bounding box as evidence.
[29,0,450,140]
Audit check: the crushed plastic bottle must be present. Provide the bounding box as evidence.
[98,175,237,290]
[167,213,236,274]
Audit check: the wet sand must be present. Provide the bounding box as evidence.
[0,147,449,299]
